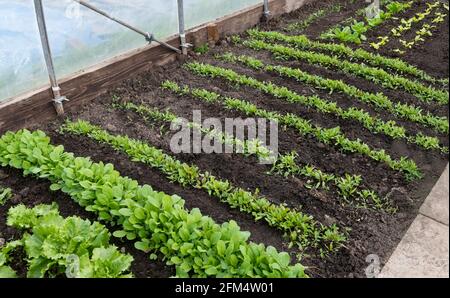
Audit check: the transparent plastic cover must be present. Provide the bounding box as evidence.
[0,0,262,103]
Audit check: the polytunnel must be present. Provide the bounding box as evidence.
[0,0,448,283]
[0,0,266,103]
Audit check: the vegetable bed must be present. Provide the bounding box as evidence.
[0,0,448,278]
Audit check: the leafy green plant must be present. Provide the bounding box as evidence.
[0,186,12,205]
[191,88,221,103]
[0,129,309,278]
[2,203,133,278]
[230,35,242,44]
[164,79,422,181]
[285,4,342,32]
[395,12,444,53]
[320,1,413,44]
[386,1,408,14]
[161,82,394,209]
[371,1,442,50]
[61,120,344,253]
[336,174,362,202]
[350,21,368,40]
[116,100,274,161]
[184,62,444,167]
[393,48,406,55]
[193,44,210,55]
[246,29,446,86]
[267,151,392,210]
[271,152,334,190]
[432,11,447,23]
[411,132,442,150]
[163,82,400,209]
[113,102,177,123]
[319,17,353,40]
[242,39,449,105]
[0,242,18,277]
[218,52,448,147]
[322,24,364,44]
[370,36,389,50]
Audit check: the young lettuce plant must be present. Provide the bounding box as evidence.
[267,151,393,211]
[114,101,274,160]
[3,203,133,278]
[285,4,342,32]
[218,52,448,145]
[320,1,413,44]
[242,39,449,105]
[185,61,446,159]
[0,242,18,277]
[164,79,422,181]
[246,29,446,86]
[60,120,346,255]
[371,1,443,50]
[0,129,310,277]
[0,186,12,205]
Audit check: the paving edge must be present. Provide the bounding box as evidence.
[379,164,449,278]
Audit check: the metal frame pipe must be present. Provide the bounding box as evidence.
[263,0,271,17]
[72,0,181,54]
[177,0,188,55]
[33,0,68,116]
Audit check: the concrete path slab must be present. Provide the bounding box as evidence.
[379,215,449,278]
[380,164,449,278]
[420,164,449,225]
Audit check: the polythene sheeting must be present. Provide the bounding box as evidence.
[0,0,261,103]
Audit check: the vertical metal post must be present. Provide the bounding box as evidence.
[177,0,188,55]
[34,0,68,116]
[263,0,271,18]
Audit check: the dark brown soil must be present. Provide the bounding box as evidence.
[1,0,448,278]
[261,0,368,37]
[0,167,174,278]
[359,1,450,78]
[260,0,449,79]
